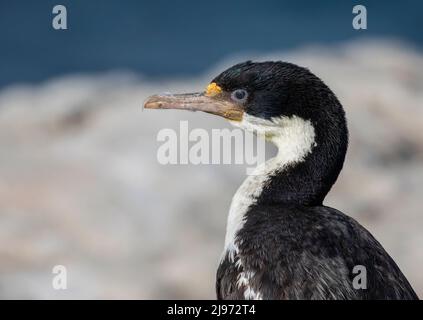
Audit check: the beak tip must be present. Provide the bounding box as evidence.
[143,102,158,109]
[143,96,162,109]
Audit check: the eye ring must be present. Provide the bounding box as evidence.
[231,89,248,103]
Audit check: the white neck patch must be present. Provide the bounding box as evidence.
[222,114,317,261]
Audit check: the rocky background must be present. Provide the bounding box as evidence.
[0,40,422,299]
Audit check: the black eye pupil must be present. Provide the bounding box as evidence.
[235,90,246,100]
[231,89,248,102]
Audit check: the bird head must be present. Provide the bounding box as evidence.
[144,61,347,155]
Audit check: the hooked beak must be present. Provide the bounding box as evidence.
[143,92,244,121]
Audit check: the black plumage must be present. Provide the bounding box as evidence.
[217,205,417,299]
[213,61,418,300]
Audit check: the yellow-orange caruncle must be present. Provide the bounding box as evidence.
[205,82,222,97]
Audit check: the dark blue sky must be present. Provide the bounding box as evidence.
[0,0,422,88]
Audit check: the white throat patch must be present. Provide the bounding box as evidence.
[223,114,317,260]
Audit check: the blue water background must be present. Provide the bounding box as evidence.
[0,0,422,88]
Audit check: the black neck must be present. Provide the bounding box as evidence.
[257,116,348,207]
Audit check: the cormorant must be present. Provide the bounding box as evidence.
[144,61,418,300]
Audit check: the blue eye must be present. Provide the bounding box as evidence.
[231,89,248,103]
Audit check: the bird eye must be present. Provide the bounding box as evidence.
[231,89,248,103]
